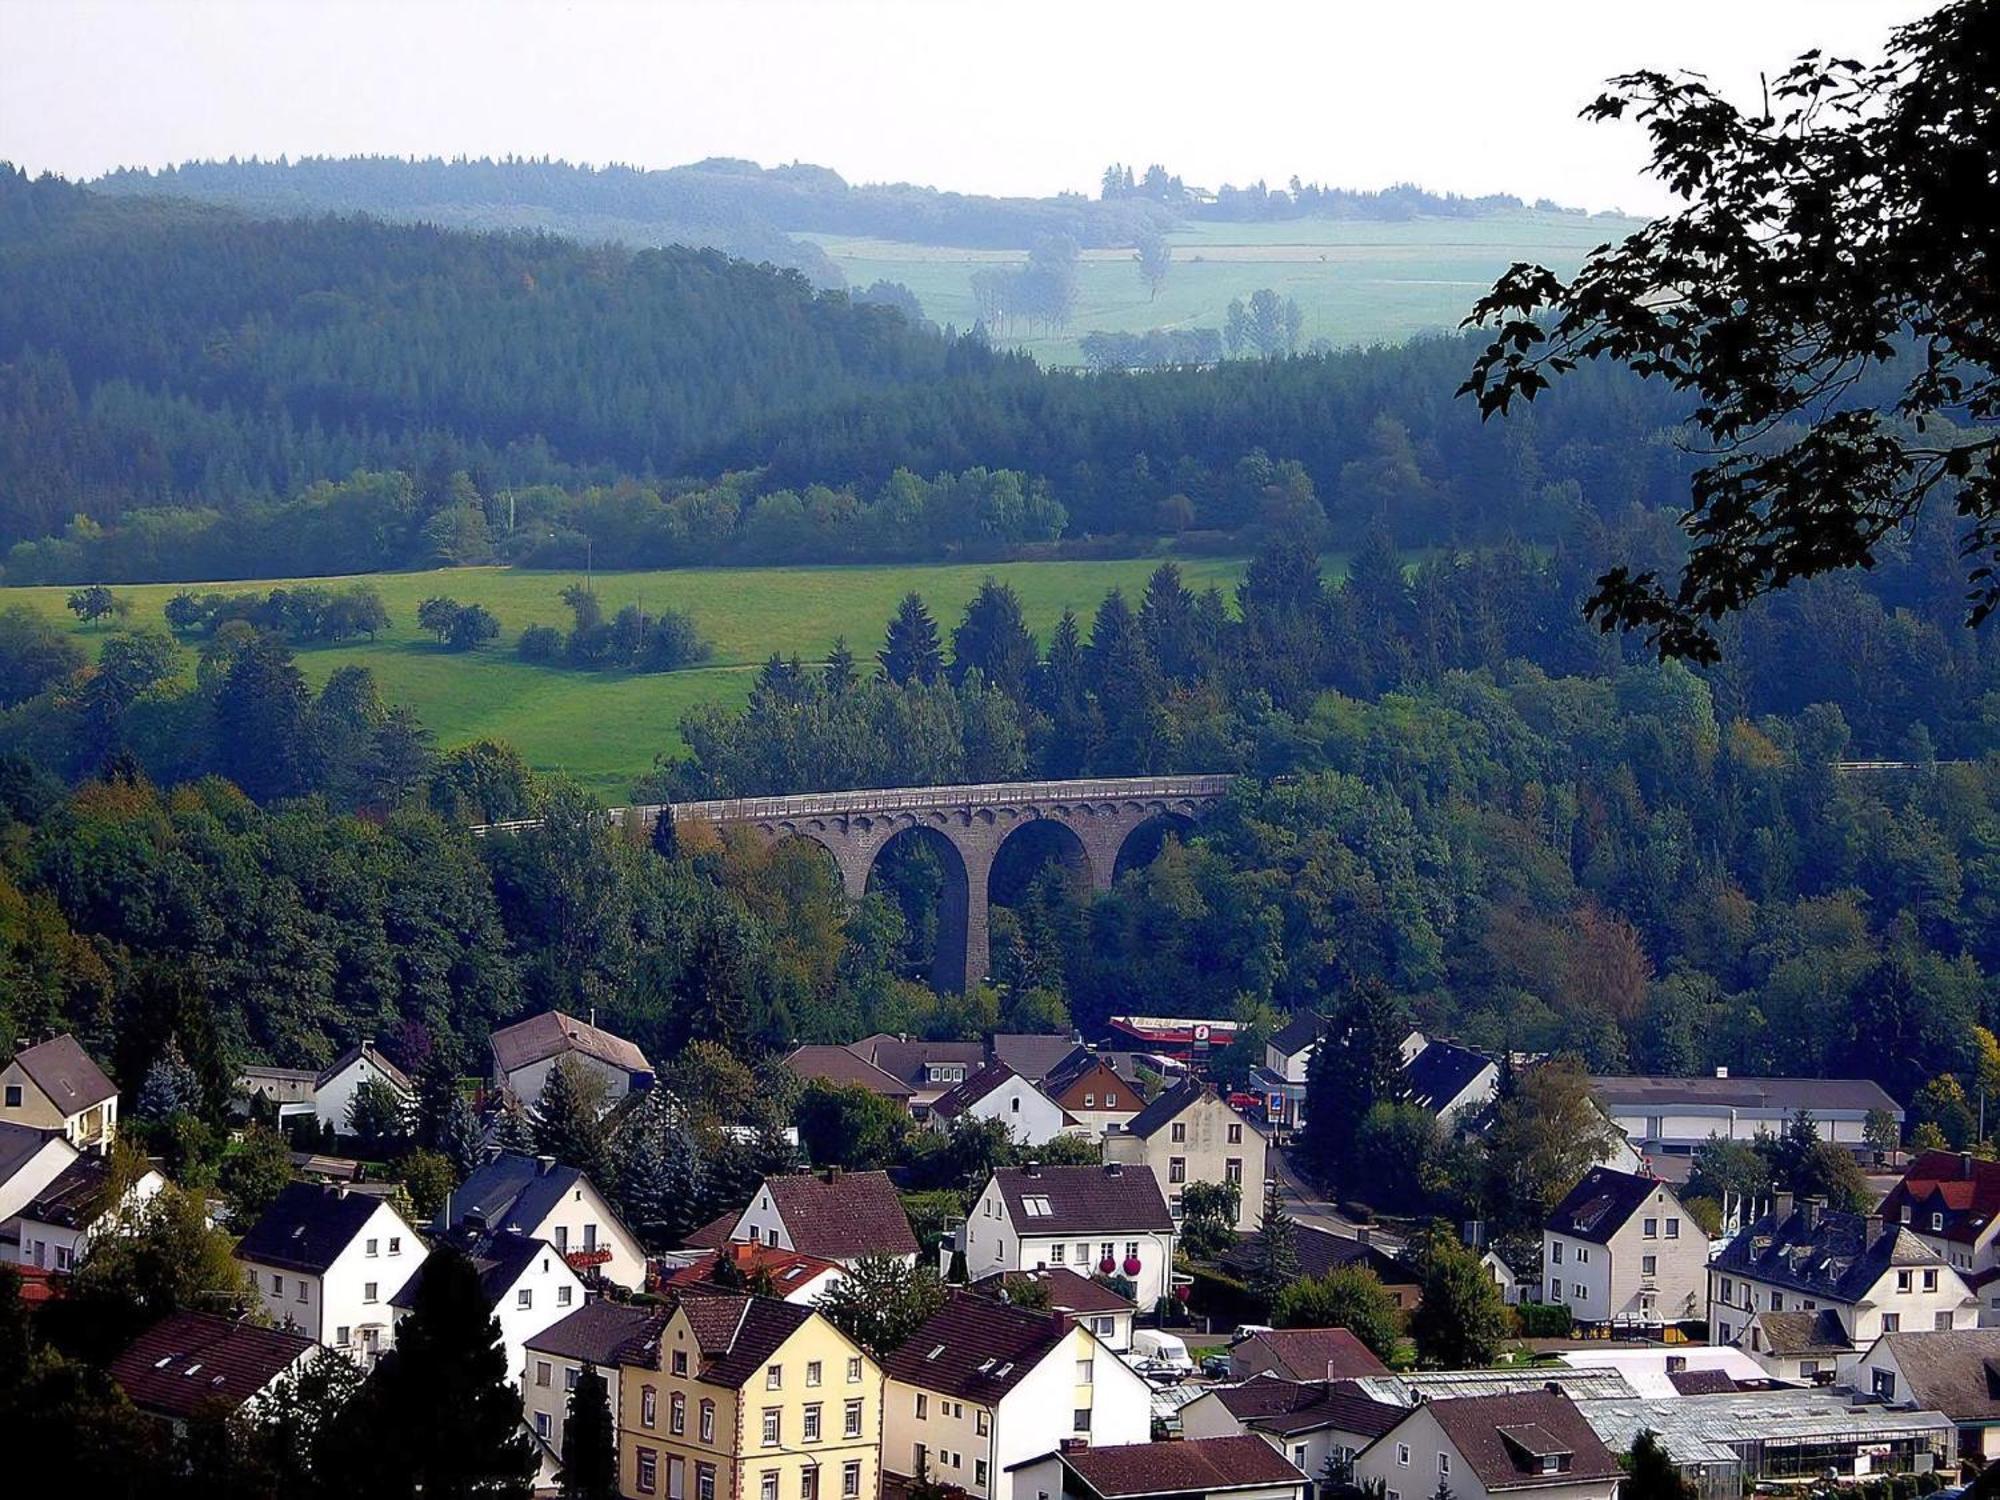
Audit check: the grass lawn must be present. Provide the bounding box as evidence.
[3,556,1256,801]
[804,209,1643,367]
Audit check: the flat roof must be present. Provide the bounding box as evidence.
[1575,1391,1955,1466]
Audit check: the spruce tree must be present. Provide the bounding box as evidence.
[412,1045,464,1154]
[533,1057,609,1180]
[1302,981,1407,1192]
[1248,1179,1301,1313]
[560,1365,619,1500]
[615,1089,705,1249]
[440,1094,488,1179]
[824,637,858,696]
[878,592,943,685]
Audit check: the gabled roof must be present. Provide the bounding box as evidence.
[991,1033,1087,1085]
[930,1061,1031,1122]
[526,1300,657,1365]
[1545,1167,1672,1245]
[757,1170,919,1260]
[1870,1328,2000,1421]
[1049,1436,1304,1498]
[783,1044,915,1100]
[21,1152,149,1230]
[234,1182,389,1274]
[0,1121,70,1182]
[882,1289,1072,1403]
[1268,1014,1322,1058]
[853,1035,985,1089]
[969,1265,1134,1317]
[1120,1077,1211,1139]
[1043,1048,1126,1100]
[1410,1391,1621,1492]
[670,1292,819,1389]
[7,1034,116,1114]
[1235,1328,1389,1382]
[1402,1039,1494,1113]
[993,1164,1174,1235]
[109,1312,313,1419]
[1752,1308,1851,1357]
[1221,1224,1413,1288]
[1882,1151,2000,1246]
[666,1243,844,1299]
[1711,1202,1946,1303]
[444,1151,631,1245]
[1207,1376,1403,1439]
[490,1011,651,1078]
[392,1225,560,1310]
[315,1040,412,1094]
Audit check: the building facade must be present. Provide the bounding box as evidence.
[960,1163,1178,1310]
[1102,1082,1264,1231]
[234,1182,427,1363]
[1542,1168,1710,1328]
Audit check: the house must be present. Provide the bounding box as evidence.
[1709,1193,1978,1378]
[929,1063,1073,1147]
[1352,1390,1623,1500]
[1103,1081,1264,1231]
[990,1034,1090,1087]
[1253,1014,1320,1130]
[11,1150,165,1272]
[783,1045,917,1109]
[0,1033,118,1150]
[1482,1250,1523,1307]
[665,1241,846,1305]
[614,1291,883,1500]
[969,1265,1138,1352]
[108,1311,316,1426]
[313,1040,413,1135]
[960,1162,1178,1309]
[882,1290,1152,1500]
[1218,1224,1421,1313]
[851,1034,988,1117]
[392,1221,586,1386]
[1852,1327,2000,1460]
[727,1168,920,1267]
[1882,1150,2000,1320]
[1402,1039,1500,1126]
[443,1150,647,1290]
[521,1298,658,1458]
[1230,1328,1389,1384]
[0,1121,78,1224]
[234,1181,428,1363]
[1541,1167,1709,1328]
[1008,1434,1307,1500]
[1037,1048,1141,1135]
[490,1010,653,1108]
[236,1065,318,1123]
[1590,1072,1901,1160]
[1179,1376,1405,1483]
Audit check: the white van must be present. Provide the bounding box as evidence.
[1130,1328,1194,1375]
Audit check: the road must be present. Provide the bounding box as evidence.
[1268,1144,1404,1252]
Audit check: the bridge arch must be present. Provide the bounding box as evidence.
[1112,808,1200,882]
[989,816,1095,906]
[864,821,972,996]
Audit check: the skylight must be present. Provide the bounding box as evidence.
[928,1344,947,1360]
[1023,1196,1053,1217]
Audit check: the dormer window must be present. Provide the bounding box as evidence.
[1933,1213,1945,1231]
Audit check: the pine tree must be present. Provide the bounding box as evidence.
[533,1057,609,1181]
[136,1041,202,1121]
[878,592,943,685]
[1302,981,1407,1192]
[1247,1179,1300,1312]
[412,1046,464,1154]
[614,1089,705,1249]
[824,637,858,696]
[951,579,1037,702]
[491,1097,535,1154]
[439,1095,488,1179]
[560,1365,619,1500]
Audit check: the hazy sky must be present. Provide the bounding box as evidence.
[2,0,1935,213]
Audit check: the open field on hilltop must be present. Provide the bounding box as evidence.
[805,209,1643,366]
[3,556,1261,801]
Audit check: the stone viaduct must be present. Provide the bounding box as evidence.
[514,776,1234,993]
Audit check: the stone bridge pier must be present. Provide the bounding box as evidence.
[661,776,1233,993]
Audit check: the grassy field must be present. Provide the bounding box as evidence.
[806,209,1642,366]
[3,557,1255,800]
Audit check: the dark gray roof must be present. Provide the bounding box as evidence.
[234,1182,386,1274]
[525,1299,656,1365]
[994,1164,1173,1235]
[393,1225,558,1310]
[0,1121,64,1182]
[881,1290,1071,1402]
[8,1034,116,1113]
[1545,1168,1671,1245]
[1589,1074,1901,1115]
[1712,1203,1944,1302]
[1871,1329,2000,1420]
[1402,1040,1493,1113]
[854,1035,985,1088]
[991,1034,1086,1084]
[1221,1223,1411,1287]
[930,1061,1026,1121]
[1269,1014,1322,1057]
[443,1151,625,1242]
[1401,1391,1622,1492]
[1209,1377,1403,1439]
[1120,1077,1208,1139]
[22,1152,132,1229]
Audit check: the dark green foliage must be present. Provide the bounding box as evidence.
[1514,1302,1575,1338]
[1623,1430,1695,1500]
[1246,1179,1300,1310]
[879,592,944,686]
[795,1080,911,1170]
[561,1365,619,1500]
[1178,1180,1241,1260]
[221,1124,295,1225]
[1270,1267,1402,1360]
[1406,1224,1509,1368]
[531,1057,610,1180]
[1302,982,1407,1191]
[813,1254,946,1358]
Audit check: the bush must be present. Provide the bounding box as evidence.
[1513,1301,1574,1338]
[517,623,564,663]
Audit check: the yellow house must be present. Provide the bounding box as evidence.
[0,1035,118,1152]
[618,1293,883,1500]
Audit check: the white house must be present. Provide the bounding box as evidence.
[1401,1039,1500,1127]
[0,1121,78,1225]
[442,1150,647,1290]
[1352,1391,1624,1500]
[664,1240,846,1304]
[1179,1375,1406,1483]
[11,1150,164,1272]
[1851,1327,2000,1461]
[522,1299,657,1459]
[727,1168,921,1267]
[392,1222,587,1389]
[1103,1081,1264,1231]
[1881,1150,2000,1320]
[928,1062,1074,1148]
[1709,1194,1978,1379]
[1541,1167,1710,1328]
[1007,1435,1307,1500]
[313,1040,413,1135]
[957,1162,1178,1311]
[881,1290,1152,1500]
[1,1033,118,1151]
[1251,1015,1319,1130]
[234,1181,428,1365]
[489,1010,652,1109]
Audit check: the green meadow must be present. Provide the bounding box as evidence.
[3,557,1255,800]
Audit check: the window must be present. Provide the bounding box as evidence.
[638,1449,658,1495]
[670,1393,686,1434]
[698,1463,717,1500]
[1051,1243,1066,1264]
[1294,1446,1308,1468]
[1169,1157,1187,1184]
[1397,1444,1412,1467]
[3,1085,20,1107]
[1576,1247,1591,1264]
[1125,1242,1139,1262]
[271,1273,283,1294]
[673,1349,689,1376]
[762,1473,779,1500]
[670,1457,687,1500]
[762,1408,781,1447]
[916,1393,928,1419]
[977,1460,989,1488]
[845,1399,864,1438]
[1642,1254,1657,1275]
[1550,1241,1564,1264]
[1642,1218,1658,1238]
[1924,1269,1939,1293]
[517,1288,532,1309]
[566,1367,580,1392]
[537,1360,553,1388]
[362,1281,377,1303]
[335,1325,350,1346]
[1937,1312,1956,1331]
[1226,1157,1243,1185]
[808,1360,823,1387]
[1106,1092,1118,1108]
[297,1279,309,1302]
[1074,1408,1091,1433]
[1933,1212,1945,1231]
[1883,1313,1902,1332]
[1100,1243,1114,1265]
[843,1463,862,1499]
[1770,1292,1783,1312]
[1874,1369,1898,1400]
[536,1411,552,1440]
[1228,1122,1243,1144]
[1084,1094,1096,1108]
[1171,1122,1187,1142]
[643,1387,658,1427]
[1094,1316,1115,1337]
[1439,1454,1451,1476]
[847,1357,863,1384]
[367,1237,379,1257]
[1665,1218,1680,1240]
[769,1364,784,1390]
[388,1236,401,1254]
[1799,1360,1820,1379]
[1898,1269,1914,1293]
[700,1400,715,1443]
[803,1470,820,1500]
[1720,1277,1734,1304]
[558,1283,573,1307]
[1076,1358,1093,1385]
[977,1409,991,1435]
[805,1404,822,1442]
[1011,1097,1021,1113]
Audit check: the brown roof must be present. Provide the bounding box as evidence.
[930,1061,1028,1121]
[855,1035,986,1089]
[882,1290,1071,1403]
[1222,1224,1414,1289]
[9,1034,116,1113]
[994,1164,1174,1235]
[785,1044,915,1100]
[526,1300,658,1366]
[1208,1377,1404,1439]
[1413,1392,1622,1493]
[1665,1368,1738,1396]
[969,1265,1134,1317]
[108,1312,314,1419]
[315,1040,413,1094]
[490,1011,650,1078]
[1053,1436,1305,1498]
[1871,1329,2000,1421]
[671,1292,819,1389]
[682,1210,741,1252]
[1882,1151,2000,1247]
[758,1170,919,1261]
[1234,1328,1389,1381]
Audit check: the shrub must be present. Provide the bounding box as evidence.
[1513,1301,1574,1338]
[517,623,564,663]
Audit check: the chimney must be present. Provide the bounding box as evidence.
[1104,1161,1123,1178]
[464,1210,487,1234]
[1715,1066,1729,1080]
[1867,1210,1892,1249]
[537,1155,557,1175]
[1800,1196,1824,1232]
[1963,1152,1976,1180]
[823,1166,842,1184]
[1356,1228,1371,1247]
[1544,1381,1563,1396]
[1024,1160,1040,1178]
[1774,1191,1795,1223]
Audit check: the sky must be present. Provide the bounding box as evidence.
[0,0,1937,214]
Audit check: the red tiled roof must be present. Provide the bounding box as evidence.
[761,1170,919,1261]
[666,1242,843,1298]
[681,1209,741,1252]
[108,1312,314,1419]
[1056,1436,1303,1498]
[969,1265,1134,1317]
[1883,1150,2000,1246]
[1235,1328,1389,1381]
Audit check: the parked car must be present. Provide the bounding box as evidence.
[1131,1328,1194,1375]
[1200,1353,1231,1378]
